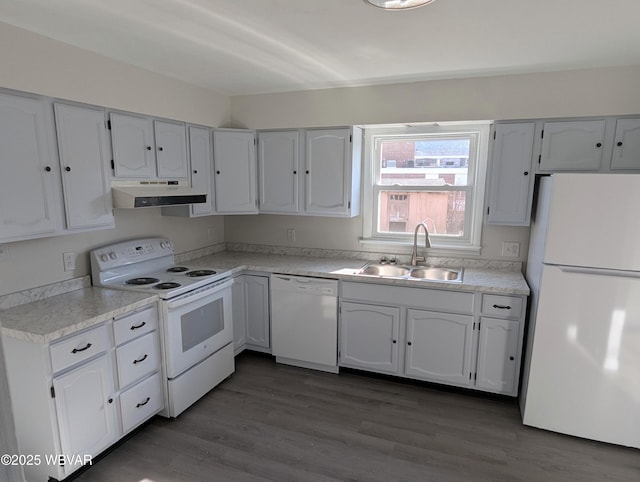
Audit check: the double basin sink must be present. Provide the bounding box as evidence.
[355,263,463,283]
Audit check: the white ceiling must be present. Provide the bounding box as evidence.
[2,0,640,96]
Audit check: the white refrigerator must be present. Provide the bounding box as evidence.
[521,173,640,449]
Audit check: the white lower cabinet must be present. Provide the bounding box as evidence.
[2,302,162,481]
[405,309,474,386]
[339,302,400,374]
[339,282,526,396]
[232,274,270,354]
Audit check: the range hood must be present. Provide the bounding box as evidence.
[111,181,207,209]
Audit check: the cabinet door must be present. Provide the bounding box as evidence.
[0,93,60,241]
[244,275,270,349]
[611,117,640,170]
[232,276,247,353]
[539,120,606,171]
[53,103,114,230]
[53,355,117,465]
[258,130,299,213]
[405,309,474,386]
[339,302,400,375]
[475,318,520,394]
[305,128,352,215]
[110,113,155,178]
[486,123,535,225]
[213,130,258,213]
[188,126,215,216]
[154,120,188,179]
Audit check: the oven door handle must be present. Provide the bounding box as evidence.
[166,278,232,309]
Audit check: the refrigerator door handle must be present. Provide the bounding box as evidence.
[556,265,640,279]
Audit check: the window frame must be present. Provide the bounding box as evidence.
[361,122,490,255]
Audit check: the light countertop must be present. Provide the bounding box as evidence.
[0,288,157,344]
[1,251,529,344]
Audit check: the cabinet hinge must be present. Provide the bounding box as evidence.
[469,372,472,380]
[254,138,256,145]
[487,206,490,215]
[348,201,351,209]
[110,159,115,170]
[107,119,111,130]
[541,129,544,139]
[50,386,55,398]
[473,322,476,330]
[478,322,481,329]
[349,134,352,143]
[538,154,541,164]
[493,130,496,140]
[474,373,477,381]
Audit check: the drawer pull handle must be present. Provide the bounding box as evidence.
[492,304,511,310]
[130,321,146,330]
[71,343,92,354]
[136,397,151,408]
[133,354,148,365]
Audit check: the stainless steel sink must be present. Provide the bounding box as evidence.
[358,264,411,277]
[356,264,463,282]
[409,267,462,282]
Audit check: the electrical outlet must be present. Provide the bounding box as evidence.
[63,252,76,271]
[287,228,296,242]
[501,242,520,258]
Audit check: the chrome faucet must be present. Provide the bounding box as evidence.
[411,222,431,266]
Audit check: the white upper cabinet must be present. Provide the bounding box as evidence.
[213,129,258,214]
[539,120,606,171]
[486,122,536,225]
[53,103,114,230]
[258,130,300,214]
[154,120,189,179]
[305,127,362,217]
[187,126,215,216]
[110,112,188,180]
[0,93,62,242]
[110,113,156,178]
[610,117,640,170]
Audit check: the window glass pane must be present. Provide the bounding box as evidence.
[378,138,470,186]
[378,190,466,237]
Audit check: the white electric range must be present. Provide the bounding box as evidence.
[90,237,235,418]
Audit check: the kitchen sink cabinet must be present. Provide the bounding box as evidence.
[2,302,162,481]
[339,302,400,374]
[339,281,526,396]
[213,129,258,214]
[485,122,536,226]
[405,309,475,386]
[110,112,189,180]
[232,274,270,354]
[0,92,63,242]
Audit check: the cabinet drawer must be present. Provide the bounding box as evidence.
[120,372,163,433]
[113,305,158,346]
[116,332,160,389]
[482,295,523,318]
[50,324,110,373]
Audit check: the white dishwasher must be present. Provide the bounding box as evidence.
[271,274,339,373]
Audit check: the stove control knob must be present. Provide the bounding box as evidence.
[109,252,118,260]
[100,254,109,262]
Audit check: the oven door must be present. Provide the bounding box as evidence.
[162,278,233,379]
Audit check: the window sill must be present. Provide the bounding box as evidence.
[358,237,481,257]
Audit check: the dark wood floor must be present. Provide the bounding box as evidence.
[75,352,639,482]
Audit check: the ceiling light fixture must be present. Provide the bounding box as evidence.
[364,0,437,10]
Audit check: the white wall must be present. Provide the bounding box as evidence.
[0,23,230,296]
[226,65,640,261]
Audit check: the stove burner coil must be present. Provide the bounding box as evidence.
[166,266,189,273]
[125,277,160,286]
[185,269,217,277]
[154,282,182,290]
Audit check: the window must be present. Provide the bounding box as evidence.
[362,123,490,254]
